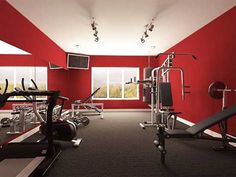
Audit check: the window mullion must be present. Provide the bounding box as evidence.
[30,67,33,87]
[122,69,124,99]
[91,67,139,100]
[91,68,94,97]
[45,67,48,90]
[14,68,16,99]
[137,69,139,99]
[107,68,109,99]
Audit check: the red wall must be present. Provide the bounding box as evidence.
[0,1,66,67]
[1,1,235,136]
[0,1,154,109]
[0,54,44,66]
[69,55,155,109]
[0,55,155,109]
[48,69,70,107]
[164,6,236,135]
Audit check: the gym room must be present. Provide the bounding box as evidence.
[0,0,236,176]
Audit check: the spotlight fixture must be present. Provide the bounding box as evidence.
[144,31,149,38]
[149,23,154,31]
[91,17,99,42]
[91,23,96,30]
[141,37,145,43]
[93,30,98,36]
[140,18,155,43]
[95,37,99,42]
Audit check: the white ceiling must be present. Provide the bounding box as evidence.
[7,0,236,56]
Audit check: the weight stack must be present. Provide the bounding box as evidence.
[143,67,154,103]
[143,67,154,80]
[143,87,151,103]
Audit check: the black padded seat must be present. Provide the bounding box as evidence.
[165,129,194,138]
[165,105,236,138]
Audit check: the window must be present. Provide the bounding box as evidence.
[0,66,47,100]
[92,67,139,100]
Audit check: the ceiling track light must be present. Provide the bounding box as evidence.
[140,18,155,43]
[94,30,98,36]
[91,23,96,30]
[95,37,99,42]
[149,24,154,31]
[140,37,145,43]
[144,31,149,38]
[91,17,99,42]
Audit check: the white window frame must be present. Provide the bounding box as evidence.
[91,67,139,100]
[0,66,48,100]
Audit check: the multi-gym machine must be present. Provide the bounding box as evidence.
[153,81,236,164]
[139,52,196,129]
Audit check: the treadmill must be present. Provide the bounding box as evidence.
[0,79,61,177]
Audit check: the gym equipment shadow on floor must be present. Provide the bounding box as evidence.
[42,111,236,177]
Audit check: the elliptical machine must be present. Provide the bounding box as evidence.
[19,78,81,146]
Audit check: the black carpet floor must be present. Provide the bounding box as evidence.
[42,112,236,177]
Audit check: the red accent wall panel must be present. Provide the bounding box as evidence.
[48,69,70,108]
[69,56,153,109]
[0,55,154,109]
[164,7,236,135]
[0,54,45,66]
[0,1,66,67]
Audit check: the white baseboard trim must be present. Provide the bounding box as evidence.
[1,109,150,114]
[176,117,195,127]
[9,125,40,143]
[0,110,12,113]
[103,109,150,112]
[177,116,236,147]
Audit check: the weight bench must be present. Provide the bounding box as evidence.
[72,88,104,119]
[155,105,236,164]
[165,105,236,138]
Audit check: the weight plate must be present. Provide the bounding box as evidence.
[81,117,90,126]
[208,81,225,99]
[1,117,10,127]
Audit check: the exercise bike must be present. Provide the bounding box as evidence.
[55,96,90,127]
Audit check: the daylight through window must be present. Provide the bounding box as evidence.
[0,66,47,99]
[92,67,139,100]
